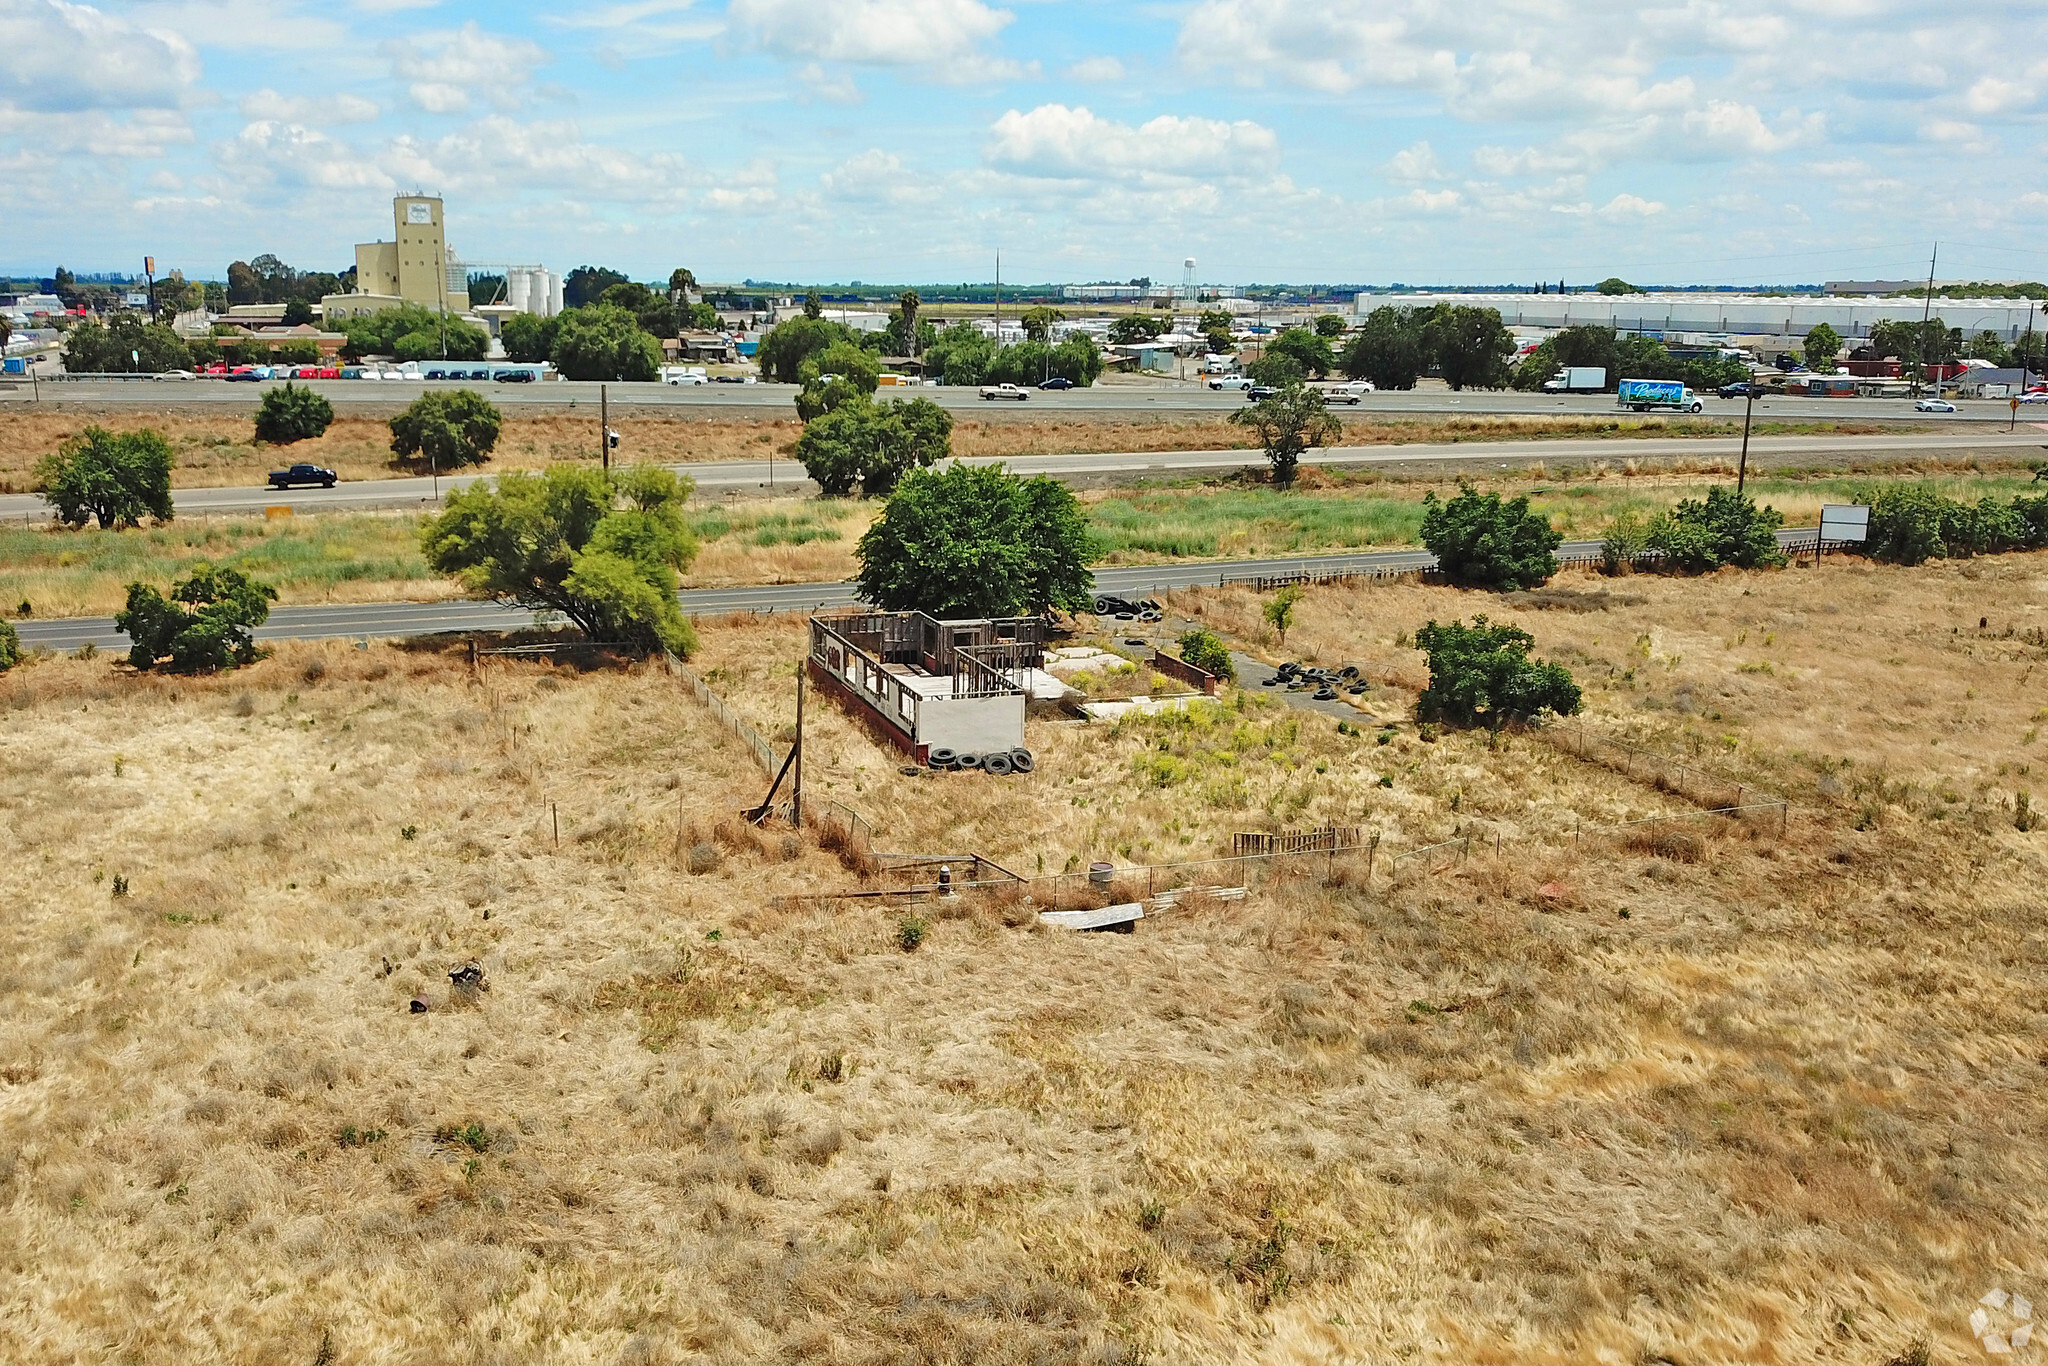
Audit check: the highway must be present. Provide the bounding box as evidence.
[11,533,1820,655]
[5,373,2039,425]
[3,428,2042,522]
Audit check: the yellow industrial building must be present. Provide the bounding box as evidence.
[321,195,468,323]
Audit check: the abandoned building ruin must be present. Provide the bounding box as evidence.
[807,611,1049,763]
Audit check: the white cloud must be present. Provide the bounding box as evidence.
[385,21,550,112]
[1964,76,2030,115]
[1384,140,1444,182]
[1066,56,1124,82]
[0,0,200,112]
[240,88,380,124]
[220,120,394,192]
[985,104,1278,180]
[730,0,1022,76]
[129,0,346,52]
[797,63,864,105]
[1404,187,1459,212]
[1680,100,1821,154]
[1598,192,1665,218]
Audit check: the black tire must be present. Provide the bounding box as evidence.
[983,752,1014,777]
[1010,748,1035,774]
[323,480,336,488]
[927,747,956,769]
[957,752,982,771]
[1094,597,1111,614]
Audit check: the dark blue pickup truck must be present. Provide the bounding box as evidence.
[266,463,338,489]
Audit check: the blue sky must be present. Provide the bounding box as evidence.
[4,0,2046,287]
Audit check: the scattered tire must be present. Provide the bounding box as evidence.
[957,752,983,771]
[982,752,1014,776]
[1262,678,1280,687]
[1347,685,1368,695]
[900,764,923,777]
[927,746,956,769]
[1125,637,1148,646]
[1339,665,1360,680]
[1314,687,1337,700]
[1093,597,1112,614]
[1010,748,1035,774]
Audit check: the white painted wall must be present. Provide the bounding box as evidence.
[917,696,1024,756]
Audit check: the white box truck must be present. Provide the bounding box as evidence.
[1541,366,1606,393]
[1616,378,1704,413]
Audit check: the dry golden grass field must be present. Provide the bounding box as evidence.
[0,404,1920,492]
[2,553,2046,1364]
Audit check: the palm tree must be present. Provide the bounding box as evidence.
[898,290,921,357]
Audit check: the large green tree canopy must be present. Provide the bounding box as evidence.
[854,464,1094,618]
[421,466,701,655]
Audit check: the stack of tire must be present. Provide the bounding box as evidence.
[926,746,1035,775]
[1260,661,1370,700]
[1094,595,1162,623]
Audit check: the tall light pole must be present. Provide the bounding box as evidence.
[1736,381,1755,495]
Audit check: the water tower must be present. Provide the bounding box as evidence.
[1182,257,1197,301]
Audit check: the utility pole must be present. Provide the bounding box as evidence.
[1736,380,1755,495]
[1916,243,1937,397]
[994,249,1001,341]
[791,655,805,828]
[599,384,609,472]
[142,255,157,325]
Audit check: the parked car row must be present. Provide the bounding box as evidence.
[171,362,547,383]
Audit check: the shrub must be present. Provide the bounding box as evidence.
[253,383,334,445]
[1420,483,1561,589]
[1599,510,1651,573]
[896,917,928,952]
[1262,585,1303,647]
[389,390,502,469]
[35,427,176,529]
[115,563,277,672]
[1859,484,2048,564]
[1177,627,1234,680]
[0,619,17,673]
[1413,615,1581,727]
[1647,487,1785,572]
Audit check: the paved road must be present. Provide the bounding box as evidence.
[5,373,2035,425]
[12,534,1823,654]
[5,427,2042,522]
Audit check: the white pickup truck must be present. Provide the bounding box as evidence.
[978,383,1030,401]
[1207,376,1253,391]
[1318,380,1374,404]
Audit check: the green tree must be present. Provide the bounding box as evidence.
[273,339,321,365]
[795,396,953,497]
[342,305,487,362]
[421,466,700,655]
[1419,484,1561,589]
[253,383,335,445]
[1020,306,1065,343]
[1109,314,1166,345]
[757,316,856,383]
[389,390,503,469]
[803,291,823,320]
[795,340,882,420]
[1646,488,1786,572]
[1424,305,1515,390]
[1177,627,1234,679]
[1342,306,1427,389]
[1228,383,1342,486]
[500,312,561,364]
[563,266,629,309]
[1198,309,1236,354]
[1414,616,1581,727]
[667,267,698,297]
[1245,352,1306,387]
[35,427,175,529]
[896,290,921,355]
[280,298,314,327]
[1804,322,1843,372]
[1313,314,1349,339]
[551,304,663,381]
[1594,277,1638,296]
[854,465,1093,618]
[0,618,17,673]
[62,316,189,373]
[925,322,999,386]
[1262,585,1303,647]
[600,280,681,337]
[1265,326,1335,378]
[116,564,276,672]
[1012,474,1095,616]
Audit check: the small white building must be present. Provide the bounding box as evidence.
[808,611,1044,763]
